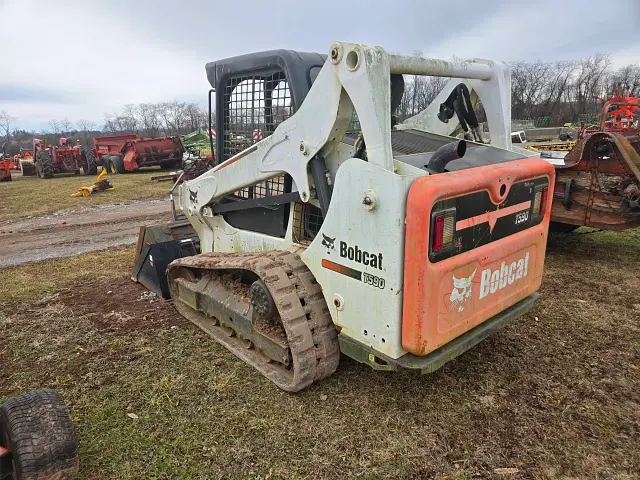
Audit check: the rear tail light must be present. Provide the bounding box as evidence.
[533,186,549,215]
[539,186,549,214]
[431,211,455,253]
[432,216,445,252]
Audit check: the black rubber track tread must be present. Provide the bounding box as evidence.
[81,148,97,176]
[35,151,53,179]
[168,251,340,392]
[0,388,79,480]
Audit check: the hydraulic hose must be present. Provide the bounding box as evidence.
[437,83,479,133]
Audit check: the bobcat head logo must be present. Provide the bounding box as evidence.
[189,189,198,203]
[322,234,335,254]
[449,269,476,313]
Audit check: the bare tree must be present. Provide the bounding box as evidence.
[77,119,96,145]
[121,104,139,133]
[59,118,73,136]
[23,53,639,144]
[76,119,96,132]
[511,60,553,119]
[568,53,611,118]
[608,64,640,96]
[541,60,575,118]
[157,101,189,134]
[0,110,14,144]
[48,120,61,142]
[136,103,162,136]
[397,75,448,120]
[184,103,207,131]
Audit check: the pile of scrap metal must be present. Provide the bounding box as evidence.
[150,155,214,184]
[541,89,639,230]
[147,130,215,184]
[509,88,639,231]
[550,128,640,230]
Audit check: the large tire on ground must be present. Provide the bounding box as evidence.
[101,156,111,172]
[0,173,11,182]
[109,155,125,174]
[0,389,79,480]
[81,148,97,176]
[35,151,54,179]
[20,161,36,177]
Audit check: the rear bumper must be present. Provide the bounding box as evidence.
[339,292,539,373]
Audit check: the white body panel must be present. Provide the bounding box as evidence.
[300,159,420,358]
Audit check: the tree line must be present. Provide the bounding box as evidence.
[394,53,639,126]
[0,101,210,153]
[1,53,638,153]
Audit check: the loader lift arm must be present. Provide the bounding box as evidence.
[179,43,506,238]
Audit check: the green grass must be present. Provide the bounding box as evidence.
[0,169,171,223]
[0,247,135,306]
[0,232,639,479]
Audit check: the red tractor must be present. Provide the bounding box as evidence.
[22,138,97,179]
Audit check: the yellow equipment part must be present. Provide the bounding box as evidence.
[71,169,115,197]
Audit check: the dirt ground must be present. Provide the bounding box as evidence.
[0,200,172,267]
[0,227,638,479]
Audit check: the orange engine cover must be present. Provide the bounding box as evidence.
[402,159,555,356]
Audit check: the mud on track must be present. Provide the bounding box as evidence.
[0,200,172,267]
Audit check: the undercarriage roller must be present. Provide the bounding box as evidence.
[167,251,340,392]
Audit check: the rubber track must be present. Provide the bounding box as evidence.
[168,251,340,392]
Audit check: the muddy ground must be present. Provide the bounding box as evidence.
[0,200,172,267]
[0,226,638,478]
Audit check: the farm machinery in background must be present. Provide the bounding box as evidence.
[536,87,639,230]
[181,129,216,179]
[593,85,639,133]
[0,143,22,182]
[20,138,97,179]
[182,129,214,159]
[92,135,185,173]
[508,87,640,231]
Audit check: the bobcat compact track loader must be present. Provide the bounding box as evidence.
[136,42,556,392]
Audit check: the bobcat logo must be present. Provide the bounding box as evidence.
[189,189,198,203]
[322,234,335,253]
[449,269,476,313]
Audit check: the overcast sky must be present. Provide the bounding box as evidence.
[1,0,638,131]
